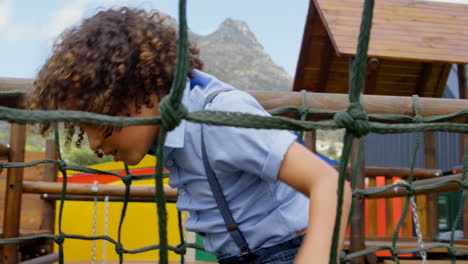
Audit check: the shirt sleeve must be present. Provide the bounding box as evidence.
[203,90,297,183]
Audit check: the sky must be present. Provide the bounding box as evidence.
[0,0,310,79]
[1,0,467,79]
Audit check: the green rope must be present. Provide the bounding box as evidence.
[331,0,374,263]
[0,0,467,262]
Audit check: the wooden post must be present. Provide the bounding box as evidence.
[424,132,439,240]
[40,140,58,254]
[2,124,27,263]
[304,131,317,153]
[456,64,468,239]
[350,138,366,264]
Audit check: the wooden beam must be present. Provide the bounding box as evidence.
[457,64,468,240]
[459,64,467,100]
[41,194,177,203]
[315,38,334,92]
[0,77,33,91]
[40,140,57,255]
[1,78,467,119]
[22,181,178,200]
[293,1,318,92]
[362,173,465,199]
[415,62,433,96]
[434,63,452,98]
[2,124,27,264]
[18,253,58,264]
[365,58,381,95]
[424,132,439,240]
[0,143,10,160]
[304,130,317,153]
[334,166,441,179]
[0,78,32,109]
[247,90,468,123]
[350,138,366,264]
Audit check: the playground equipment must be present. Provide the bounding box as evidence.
[0,0,467,263]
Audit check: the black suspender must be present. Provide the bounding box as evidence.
[201,88,251,255]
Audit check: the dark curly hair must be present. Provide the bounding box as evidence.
[28,7,203,147]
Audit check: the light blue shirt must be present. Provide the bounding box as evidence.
[152,70,309,257]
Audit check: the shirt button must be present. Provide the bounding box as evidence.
[167,160,174,166]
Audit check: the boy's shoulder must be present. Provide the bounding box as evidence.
[186,70,257,112]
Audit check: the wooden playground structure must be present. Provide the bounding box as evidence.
[0,0,467,263]
[0,83,466,264]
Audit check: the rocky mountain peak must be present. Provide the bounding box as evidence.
[153,15,292,91]
[211,18,260,49]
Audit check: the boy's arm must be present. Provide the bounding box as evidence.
[277,142,352,264]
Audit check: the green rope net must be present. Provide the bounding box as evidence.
[0,0,467,263]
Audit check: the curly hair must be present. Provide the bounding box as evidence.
[28,7,203,146]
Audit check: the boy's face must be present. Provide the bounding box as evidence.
[80,95,161,165]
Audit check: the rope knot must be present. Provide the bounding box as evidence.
[176,242,187,255]
[121,176,132,186]
[159,96,188,131]
[54,232,66,244]
[333,103,369,137]
[462,180,468,189]
[413,115,424,124]
[58,160,67,172]
[393,179,415,196]
[115,243,125,254]
[297,105,309,119]
[448,246,457,257]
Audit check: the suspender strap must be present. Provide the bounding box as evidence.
[201,88,251,255]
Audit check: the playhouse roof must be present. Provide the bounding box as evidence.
[293,0,468,96]
[316,0,468,63]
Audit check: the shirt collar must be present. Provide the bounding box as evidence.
[148,79,191,156]
[148,70,211,155]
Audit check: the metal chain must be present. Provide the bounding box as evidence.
[102,195,109,264]
[394,179,427,264]
[92,181,99,264]
[411,195,427,264]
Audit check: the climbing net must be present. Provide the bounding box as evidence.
[0,0,467,263]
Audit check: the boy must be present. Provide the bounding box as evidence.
[28,7,351,264]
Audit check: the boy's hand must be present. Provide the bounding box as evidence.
[277,142,352,264]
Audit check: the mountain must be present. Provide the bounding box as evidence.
[191,19,293,91]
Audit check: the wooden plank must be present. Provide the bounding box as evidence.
[2,124,27,264]
[318,2,468,25]
[368,177,377,236]
[313,0,468,63]
[323,15,468,36]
